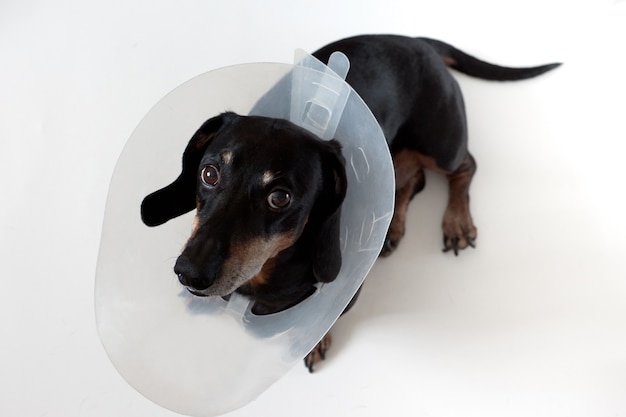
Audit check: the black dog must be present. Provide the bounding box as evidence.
[141,35,560,371]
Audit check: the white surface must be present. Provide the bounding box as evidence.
[1,1,625,416]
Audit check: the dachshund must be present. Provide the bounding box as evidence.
[140,35,560,372]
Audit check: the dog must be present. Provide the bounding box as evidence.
[141,35,560,372]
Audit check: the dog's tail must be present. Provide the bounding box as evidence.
[419,37,561,81]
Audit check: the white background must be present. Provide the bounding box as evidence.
[1,0,625,416]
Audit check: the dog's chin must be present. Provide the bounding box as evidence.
[185,286,231,298]
[183,278,246,298]
[185,287,210,297]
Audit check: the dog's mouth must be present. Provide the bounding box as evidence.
[176,248,270,298]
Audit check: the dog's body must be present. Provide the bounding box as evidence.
[141,35,560,371]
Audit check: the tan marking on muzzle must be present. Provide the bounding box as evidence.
[190,214,200,238]
[215,232,299,295]
[187,217,309,297]
[245,257,277,289]
[188,199,202,241]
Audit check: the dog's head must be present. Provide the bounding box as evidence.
[141,112,347,299]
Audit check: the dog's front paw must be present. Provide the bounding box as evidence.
[380,237,399,257]
[304,333,332,373]
[442,210,477,255]
[380,222,405,257]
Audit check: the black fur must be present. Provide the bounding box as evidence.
[141,34,560,370]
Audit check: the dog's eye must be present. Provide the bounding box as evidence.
[200,165,220,187]
[267,189,291,210]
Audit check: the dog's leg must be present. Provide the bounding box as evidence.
[302,286,361,372]
[382,150,425,257]
[442,151,477,255]
[304,333,332,373]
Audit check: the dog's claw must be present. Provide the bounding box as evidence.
[443,234,476,255]
[304,333,332,373]
[442,245,459,256]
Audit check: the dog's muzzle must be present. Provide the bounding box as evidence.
[173,254,217,293]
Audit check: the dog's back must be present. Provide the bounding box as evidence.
[313,35,560,169]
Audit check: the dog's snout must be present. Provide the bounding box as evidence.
[174,255,216,291]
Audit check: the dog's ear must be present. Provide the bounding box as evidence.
[140,112,237,226]
[311,140,347,283]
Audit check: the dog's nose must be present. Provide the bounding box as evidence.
[174,255,216,291]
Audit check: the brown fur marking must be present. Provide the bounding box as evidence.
[245,257,276,288]
[385,149,477,255]
[190,214,200,239]
[189,198,202,240]
[221,150,233,164]
[441,55,457,67]
[223,233,297,290]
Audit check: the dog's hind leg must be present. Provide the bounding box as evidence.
[442,151,477,255]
